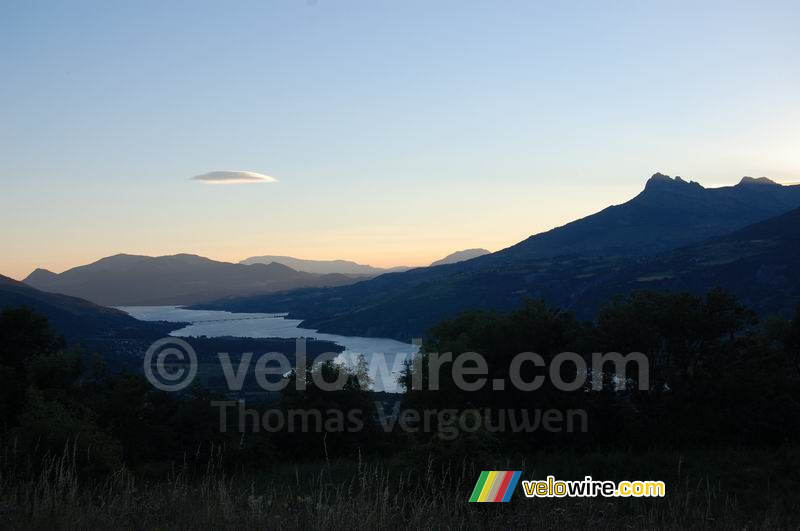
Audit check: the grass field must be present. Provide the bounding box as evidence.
[1,445,798,530]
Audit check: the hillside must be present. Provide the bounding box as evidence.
[0,274,173,338]
[430,248,491,266]
[573,206,800,318]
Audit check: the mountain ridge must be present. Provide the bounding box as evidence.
[192,174,800,339]
[480,173,800,262]
[240,248,491,275]
[430,248,491,267]
[23,253,360,306]
[239,255,412,276]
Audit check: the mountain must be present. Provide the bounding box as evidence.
[240,250,491,275]
[0,274,172,338]
[24,253,360,306]
[572,205,800,318]
[486,174,800,262]
[193,174,800,339]
[239,255,411,276]
[430,249,490,267]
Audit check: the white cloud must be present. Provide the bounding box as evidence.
[190,171,278,184]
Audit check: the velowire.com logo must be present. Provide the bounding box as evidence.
[469,471,522,503]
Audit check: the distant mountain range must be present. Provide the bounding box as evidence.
[239,256,412,276]
[24,253,360,306]
[0,274,173,339]
[24,248,492,307]
[193,174,800,339]
[429,248,490,266]
[239,249,490,275]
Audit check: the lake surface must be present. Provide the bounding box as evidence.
[119,306,416,392]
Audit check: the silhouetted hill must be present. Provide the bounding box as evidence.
[0,274,172,338]
[239,255,411,276]
[25,268,60,285]
[429,248,490,266]
[193,175,800,339]
[24,253,359,306]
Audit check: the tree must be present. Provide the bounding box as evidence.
[0,306,66,428]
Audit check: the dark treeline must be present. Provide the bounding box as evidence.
[1,288,799,478]
[402,289,800,455]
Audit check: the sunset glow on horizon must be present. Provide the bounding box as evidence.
[2,1,799,280]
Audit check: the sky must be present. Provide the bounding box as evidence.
[1,0,799,279]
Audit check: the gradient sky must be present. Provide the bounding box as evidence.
[1,0,799,279]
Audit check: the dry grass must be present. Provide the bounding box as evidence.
[1,445,798,530]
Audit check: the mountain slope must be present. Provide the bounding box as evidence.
[24,253,359,306]
[194,174,800,339]
[430,248,491,266]
[573,206,800,318]
[239,255,411,276]
[0,274,172,338]
[487,174,800,262]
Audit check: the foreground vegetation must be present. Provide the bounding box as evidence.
[1,289,799,529]
[2,445,799,530]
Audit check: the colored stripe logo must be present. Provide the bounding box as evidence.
[469,471,521,502]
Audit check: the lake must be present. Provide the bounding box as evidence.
[119,306,417,393]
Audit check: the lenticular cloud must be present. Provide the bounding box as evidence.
[191,171,278,184]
